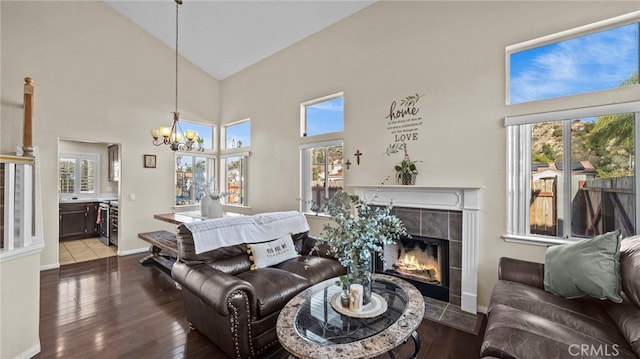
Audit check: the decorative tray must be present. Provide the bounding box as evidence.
[330,292,388,318]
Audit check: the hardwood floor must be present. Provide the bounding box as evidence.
[36,254,485,359]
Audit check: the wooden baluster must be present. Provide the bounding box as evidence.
[22,77,34,157]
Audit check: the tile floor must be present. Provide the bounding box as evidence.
[423,296,483,334]
[59,237,117,265]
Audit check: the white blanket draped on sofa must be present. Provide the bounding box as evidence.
[184,211,310,254]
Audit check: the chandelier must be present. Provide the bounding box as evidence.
[150,0,198,151]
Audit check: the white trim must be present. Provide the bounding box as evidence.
[40,262,60,271]
[506,11,640,54]
[219,151,250,159]
[118,247,149,256]
[502,234,569,247]
[505,101,640,126]
[0,241,44,263]
[13,343,41,359]
[298,139,343,150]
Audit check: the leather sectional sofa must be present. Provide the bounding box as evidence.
[171,226,346,359]
[481,235,640,359]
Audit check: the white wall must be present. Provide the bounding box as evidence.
[1,1,220,268]
[220,1,640,309]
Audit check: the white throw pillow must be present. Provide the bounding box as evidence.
[247,234,298,269]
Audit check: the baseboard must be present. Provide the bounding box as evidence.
[15,342,41,359]
[40,262,60,271]
[117,247,149,256]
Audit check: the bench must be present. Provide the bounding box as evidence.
[138,230,178,271]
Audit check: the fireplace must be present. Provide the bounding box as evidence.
[376,235,449,302]
[352,185,480,314]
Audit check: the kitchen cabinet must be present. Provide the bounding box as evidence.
[108,144,120,181]
[59,202,99,240]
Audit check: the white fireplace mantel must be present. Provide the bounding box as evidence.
[350,184,482,314]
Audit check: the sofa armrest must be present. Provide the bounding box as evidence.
[172,261,257,316]
[498,257,545,289]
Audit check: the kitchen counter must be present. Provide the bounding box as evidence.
[59,197,117,204]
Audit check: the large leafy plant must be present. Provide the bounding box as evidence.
[310,188,408,269]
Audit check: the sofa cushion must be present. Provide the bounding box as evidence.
[600,293,640,358]
[274,256,347,284]
[544,229,622,302]
[620,234,640,308]
[490,280,624,344]
[247,235,299,269]
[236,267,310,318]
[482,304,638,359]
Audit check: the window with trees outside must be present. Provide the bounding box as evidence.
[506,15,640,243]
[59,153,99,197]
[221,119,250,206]
[300,141,344,213]
[175,155,215,206]
[300,94,345,213]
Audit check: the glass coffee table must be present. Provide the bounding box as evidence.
[276,273,425,358]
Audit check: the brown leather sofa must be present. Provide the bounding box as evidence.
[171,226,346,359]
[481,235,640,359]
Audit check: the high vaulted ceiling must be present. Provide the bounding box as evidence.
[105,0,375,80]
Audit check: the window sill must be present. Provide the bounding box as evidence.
[502,234,570,247]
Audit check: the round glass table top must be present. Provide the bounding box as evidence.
[276,273,425,359]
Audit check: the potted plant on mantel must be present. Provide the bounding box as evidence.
[385,142,421,185]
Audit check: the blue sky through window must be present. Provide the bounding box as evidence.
[510,22,639,104]
[305,96,344,136]
[226,121,251,149]
[179,121,213,150]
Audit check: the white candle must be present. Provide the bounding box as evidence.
[350,284,363,311]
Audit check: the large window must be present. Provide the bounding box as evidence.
[221,119,251,206]
[179,121,215,151]
[300,94,345,213]
[59,153,99,197]
[505,14,640,243]
[508,22,639,104]
[507,106,640,242]
[301,93,344,137]
[175,154,215,206]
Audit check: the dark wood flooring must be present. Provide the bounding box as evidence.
[35,253,485,359]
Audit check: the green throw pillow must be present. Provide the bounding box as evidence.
[544,229,623,303]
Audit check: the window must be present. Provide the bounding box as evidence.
[181,121,215,151]
[221,119,251,206]
[300,141,344,213]
[506,14,640,244]
[301,93,344,137]
[508,22,639,104]
[59,153,99,197]
[224,120,250,149]
[507,106,640,242]
[221,154,248,206]
[175,154,215,206]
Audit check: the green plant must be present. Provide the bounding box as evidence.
[306,184,408,269]
[385,142,420,184]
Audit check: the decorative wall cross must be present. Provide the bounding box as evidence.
[354,150,363,165]
[345,160,352,170]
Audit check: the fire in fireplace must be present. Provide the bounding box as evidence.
[376,235,449,301]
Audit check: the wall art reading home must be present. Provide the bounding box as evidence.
[385,93,425,143]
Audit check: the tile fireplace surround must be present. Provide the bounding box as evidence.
[352,185,481,314]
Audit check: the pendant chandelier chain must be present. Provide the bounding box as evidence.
[175,0,179,115]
